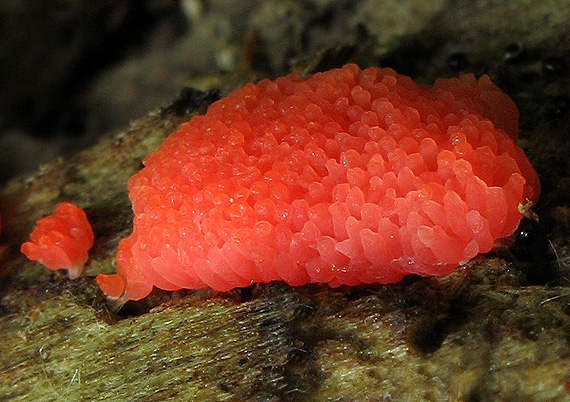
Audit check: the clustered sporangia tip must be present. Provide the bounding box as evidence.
[91,64,540,302]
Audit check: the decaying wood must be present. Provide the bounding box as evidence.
[2,2,570,400]
[0,83,568,401]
